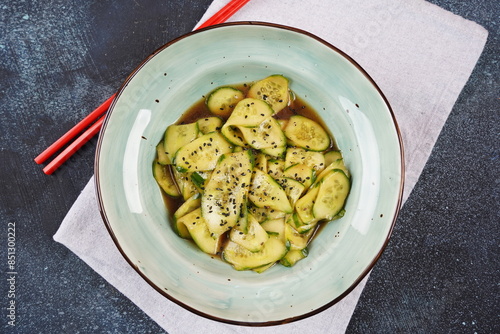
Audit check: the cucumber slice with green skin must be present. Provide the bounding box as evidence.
[235,206,249,233]
[261,145,286,158]
[313,169,351,221]
[261,217,286,243]
[179,208,222,254]
[190,171,211,193]
[285,147,326,173]
[284,115,331,151]
[224,98,274,127]
[323,151,343,167]
[164,122,199,164]
[172,168,199,200]
[222,236,287,270]
[294,184,320,225]
[152,161,181,197]
[221,98,274,147]
[249,169,293,213]
[173,194,200,238]
[282,163,315,189]
[280,248,308,267]
[174,132,233,172]
[247,75,290,113]
[229,213,269,253]
[197,117,223,134]
[174,220,191,239]
[247,205,286,223]
[316,158,350,181]
[221,125,250,147]
[287,212,317,234]
[201,150,253,235]
[275,177,306,207]
[206,86,244,117]
[239,117,286,150]
[284,223,315,251]
[156,141,170,165]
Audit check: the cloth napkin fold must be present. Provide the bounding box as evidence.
[54,0,487,333]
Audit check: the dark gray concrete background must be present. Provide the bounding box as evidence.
[0,0,498,333]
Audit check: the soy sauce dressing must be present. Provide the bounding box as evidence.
[160,81,341,255]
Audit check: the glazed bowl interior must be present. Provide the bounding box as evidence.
[95,22,403,325]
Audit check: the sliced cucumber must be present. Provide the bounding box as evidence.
[247,75,289,113]
[252,262,276,273]
[235,205,249,233]
[179,208,222,254]
[174,132,233,172]
[285,147,326,173]
[323,150,343,166]
[316,158,350,180]
[173,220,191,239]
[254,152,268,173]
[206,86,244,117]
[287,212,317,234]
[239,117,286,150]
[222,236,287,270]
[261,217,286,243]
[224,98,274,127]
[294,184,320,225]
[284,223,315,251]
[280,248,308,267]
[152,161,181,197]
[190,171,211,193]
[221,125,250,147]
[221,98,274,148]
[313,169,350,221]
[275,177,305,207]
[173,194,200,239]
[156,141,170,165]
[248,169,293,213]
[201,150,253,235]
[229,213,269,252]
[197,117,223,134]
[172,168,198,200]
[267,159,285,179]
[247,205,286,223]
[164,122,198,164]
[284,115,331,151]
[282,163,315,189]
[261,145,286,158]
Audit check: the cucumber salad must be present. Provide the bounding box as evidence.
[153,75,351,272]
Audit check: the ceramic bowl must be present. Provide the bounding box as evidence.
[95,22,404,325]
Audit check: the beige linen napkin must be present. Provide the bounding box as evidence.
[54,0,487,333]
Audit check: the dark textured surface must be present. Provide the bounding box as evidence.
[0,0,497,333]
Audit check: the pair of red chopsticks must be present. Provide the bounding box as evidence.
[35,0,251,175]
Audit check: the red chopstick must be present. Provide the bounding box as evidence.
[42,115,106,175]
[36,0,250,175]
[34,94,116,165]
[197,0,250,30]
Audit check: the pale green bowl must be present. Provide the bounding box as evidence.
[95,22,404,326]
